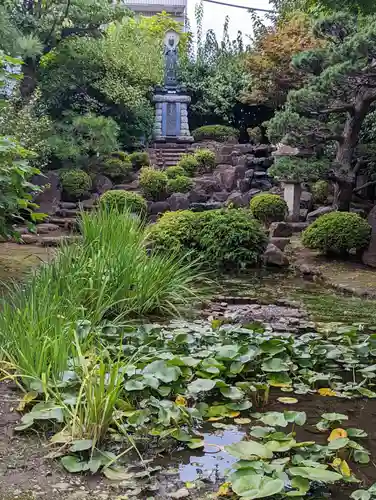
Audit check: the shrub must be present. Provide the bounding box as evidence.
[247,126,263,145]
[150,208,268,269]
[301,212,371,255]
[312,180,330,204]
[101,155,132,181]
[100,190,147,215]
[139,167,168,200]
[177,154,199,176]
[192,125,239,143]
[166,165,186,179]
[60,169,92,200]
[250,194,288,225]
[167,176,193,194]
[269,156,330,182]
[194,149,216,172]
[129,151,150,169]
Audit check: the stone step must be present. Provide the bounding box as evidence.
[55,208,79,217]
[21,233,80,247]
[48,217,79,229]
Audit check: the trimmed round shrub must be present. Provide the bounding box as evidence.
[60,169,92,200]
[192,125,239,143]
[166,165,186,179]
[101,155,132,181]
[301,212,371,255]
[150,208,268,269]
[167,176,193,194]
[177,154,199,176]
[139,167,168,201]
[269,156,330,183]
[312,180,330,204]
[129,151,150,169]
[250,194,288,225]
[99,190,147,216]
[194,149,216,172]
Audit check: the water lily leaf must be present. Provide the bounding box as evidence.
[357,387,376,398]
[354,450,370,464]
[16,391,38,412]
[103,466,133,481]
[143,360,181,383]
[284,411,306,426]
[289,467,342,482]
[285,476,310,497]
[265,439,296,452]
[157,386,171,397]
[61,455,89,473]
[234,418,251,425]
[259,412,288,427]
[277,397,298,405]
[230,361,245,374]
[69,439,93,452]
[346,428,367,438]
[227,401,252,411]
[180,356,200,367]
[328,438,349,450]
[187,378,216,393]
[187,438,205,449]
[321,413,348,422]
[339,460,351,477]
[250,426,275,438]
[225,440,273,460]
[262,358,289,372]
[216,345,239,359]
[220,386,244,400]
[172,429,192,442]
[124,379,146,391]
[267,373,292,387]
[328,428,348,441]
[231,470,284,498]
[350,491,371,500]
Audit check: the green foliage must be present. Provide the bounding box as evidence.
[269,156,330,182]
[247,126,263,144]
[150,209,268,269]
[194,148,216,172]
[312,180,330,204]
[0,136,43,236]
[129,151,150,169]
[302,212,371,255]
[177,154,199,176]
[49,112,120,164]
[250,194,288,225]
[167,176,193,194]
[60,169,92,200]
[139,167,168,200]
[192,125,239,142]
[101,154,132,182]
[99,190,147,216]
[165,165,187,179]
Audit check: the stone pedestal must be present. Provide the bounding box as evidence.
[283,182,301,222]
[152,88,193,143]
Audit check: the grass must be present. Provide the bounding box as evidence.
[0,208,204,383]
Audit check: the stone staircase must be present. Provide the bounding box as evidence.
[148,143,191,168]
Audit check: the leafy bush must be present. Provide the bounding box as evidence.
[247,126,263,144]
[150,208,268,269]
[250,194,288,225]
[101,154,132,181]
[194,149,216,172]
[139,167,168,200]
[312,180,330,204]
[192,125,239,143]
[269,156,330,182]
[100,190,147,215]
[301,212,371,255]
[166,165,186,179]
[177,154,199,176]
[167,176,193,194]
[129,151,150,169]
[60,169,92,200]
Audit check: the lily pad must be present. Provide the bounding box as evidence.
[225,440,273,460]
[289,467,342,482]
[187,378,216,393]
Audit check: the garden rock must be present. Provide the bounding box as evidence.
[21,234,38,244]
[36,223,60,234]
[92,174,113,195]
[188,189,210,203]
[270,237,291,251]
[33,171,61,215]
[60,202,77,210]
[211,191,229,203]
[148,201,170,215]
[194,176,221,194]
[263,243,289,267]
[300,190,313,210]
[307,205,335,222]
[226,191,248,207]
[167,193,190,211]
[190,202,223,212]
[215,165,237,191]
[269,222,293,238]
[237,178,251,193]
[300,209,308,220]
[362,205,376,267]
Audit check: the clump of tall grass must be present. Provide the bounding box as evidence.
[0,208,204,382]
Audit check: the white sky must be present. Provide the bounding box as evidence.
[187,0,273,42]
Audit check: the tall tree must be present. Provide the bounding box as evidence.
[267,13,376,210]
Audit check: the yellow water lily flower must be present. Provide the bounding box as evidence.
[318,388,337,397]
[216,482,231,497]
[331,458,351,477]
[175,395,187,407]
[328,428,348,441]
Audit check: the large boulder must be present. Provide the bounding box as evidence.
[215,165,238,191]
[167,193,190,211]
[226,191,248,207]
[194,176,222,194]
[307,205,335,222]
[269,222,293,238]
[270,237,291,251]
[212,191,229,203]
[32,171,61,215]
[190,202,223,212]
[93,174,113,195]
[148,201,170,215]
[300,191,313,210]
[263,243,289,267]
[362,205,376,267]
[189,189,210,203]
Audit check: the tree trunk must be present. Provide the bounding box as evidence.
[20,59,38,99]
